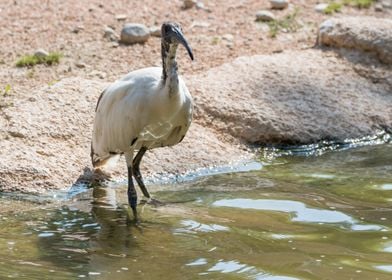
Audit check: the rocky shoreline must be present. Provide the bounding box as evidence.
[0,17,391,194]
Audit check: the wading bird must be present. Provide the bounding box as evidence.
[91,22,194,221]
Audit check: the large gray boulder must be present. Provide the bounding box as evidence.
[318,17,392,64]
[189,49,391,145]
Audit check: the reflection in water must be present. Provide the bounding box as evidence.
[380,184,392,190]
[213,198,354,223]
[175,219,229,234]
[186,258,208,266]
[375,265,392,273]
[213,198,385,231]
[207,259,300,280]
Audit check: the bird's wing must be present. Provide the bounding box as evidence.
[92,71,162,158]
[95,88,107,112]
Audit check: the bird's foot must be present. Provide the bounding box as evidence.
[140,197,165,207]
[92,168,112,183]
[125,205,140,225]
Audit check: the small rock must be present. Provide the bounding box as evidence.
[34,49,49,58]
[103,26,118,41]
[382,0,391,9]
[8,130,26,138]
[256,10,276,21]
[374,3,383,11]
[75,62,86,68]
[89,70,106,79]
[149,26,161,37]
[196,1,206,10]
[222,34,234,42]
[270,0,289,9]
[72,25,84,33]
[190,21,210,29]
[115,14,127,21]
[120,23,150,44]
[315,3,329,13]
[183,0,196,9]
[111,42,120,48]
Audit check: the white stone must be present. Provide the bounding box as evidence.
[34,49,49,58]
[270,0,289,9]
[149,26,161,37]
[256,10,276,21]
[196,1,206,10]
[374,3,383,11]
[120,23,150,45]
[382,0,391,9]
[115,14,127,21]
[315,3,329,13]
[222,34,234,42]
[103,26,118,41]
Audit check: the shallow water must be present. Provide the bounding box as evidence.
[0,144,392,279]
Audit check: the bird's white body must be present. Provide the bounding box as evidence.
[92,66,193,166]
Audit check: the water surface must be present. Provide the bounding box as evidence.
[0,144,391,279]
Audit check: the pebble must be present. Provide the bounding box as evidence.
[120,23,150,44]
[103,26,118,41]
[270,0,289,9]
[75,62,86,68]
[182,0,196,9]
[382,0,391,9]
[115,14,127,21]
[89,70,106,79]
[149,26,161,37]
[256,10,276,21]
[222,34,234,42]
[315,3,329,13]
[34,49,49,58]
[196,1,207,10]
[72,25,84,33]
[190,21,210,29]
[375,3,383,11]
[111,42,120,48]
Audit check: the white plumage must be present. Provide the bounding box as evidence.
[91,22,194,221]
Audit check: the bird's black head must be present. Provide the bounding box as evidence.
[161,22,194,61]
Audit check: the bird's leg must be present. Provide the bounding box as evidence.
[132,147,151,199]
[125,151,138,222]
[127,165,138,221]
[133,147,165,206]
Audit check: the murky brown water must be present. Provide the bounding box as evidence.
[0,144,391,279]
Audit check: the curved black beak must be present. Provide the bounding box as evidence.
[172,27,194,61]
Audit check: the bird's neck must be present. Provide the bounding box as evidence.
[161,42,179,96]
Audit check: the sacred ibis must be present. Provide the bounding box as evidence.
[91,22,194,220]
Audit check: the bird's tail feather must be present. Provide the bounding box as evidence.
[91,143,119,169]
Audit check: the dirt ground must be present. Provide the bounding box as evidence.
[0,0,390,97]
